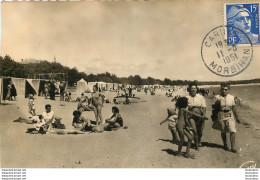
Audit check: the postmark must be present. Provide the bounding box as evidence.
[201,25,253,77]
[239,160,257,168]
[224,3,260,46]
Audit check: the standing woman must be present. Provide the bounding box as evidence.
[10,83,17,101]
[91,85,105,125]
[186,82,207,150]
[212,82,241,153]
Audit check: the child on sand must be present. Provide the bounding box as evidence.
[160,108,179,144]
[175,97,208,159]
[104,106,123,130]
[28,94,36,116]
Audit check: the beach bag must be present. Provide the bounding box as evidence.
[92,125,104,133]
[212,119,225,131]
[212,111,232,132]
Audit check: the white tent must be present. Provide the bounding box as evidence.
[97,81,106,91]
[11,78,26,99]
[87,82,97,92]
[106,83,114,91]
[76,78,87,95]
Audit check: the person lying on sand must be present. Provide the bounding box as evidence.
[14,115,42,124]
[104,106,123,131]
[72,110,95,131]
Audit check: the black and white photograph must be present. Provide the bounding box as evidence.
[0,0,259,176]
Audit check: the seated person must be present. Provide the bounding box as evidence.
[123,96,131,104]
[77,97,93,112]
[42,104,55,127]
[113,98,119,104]
[104,106,123,130]
[72,110,95,131]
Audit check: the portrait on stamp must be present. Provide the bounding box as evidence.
[225,3,260,45]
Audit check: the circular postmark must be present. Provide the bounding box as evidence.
[239,161,257,168]
[201,25,253,77]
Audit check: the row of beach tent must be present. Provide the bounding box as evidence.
[0,77,67,104]
[76,78,120,95]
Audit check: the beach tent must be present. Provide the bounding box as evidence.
[25,80,37,98]
[106,83,114,91]
[87,82,98,92]
[76,78,87,95]
[38,80,48,96]
[11,78,26,99]
[97,81,107,91]
[27,79,41,96]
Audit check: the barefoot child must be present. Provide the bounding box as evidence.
[28,94,36,116]
[160,108,179,144]
[175,97,208,158]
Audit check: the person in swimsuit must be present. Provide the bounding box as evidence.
[104,106,123,131]
[91,85,105,125]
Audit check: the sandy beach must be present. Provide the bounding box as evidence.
[1,88,260,168]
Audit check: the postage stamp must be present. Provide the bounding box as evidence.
[201,26,253,77]
[224,3,260,46]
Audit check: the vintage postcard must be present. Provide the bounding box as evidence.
[0,0,260,172]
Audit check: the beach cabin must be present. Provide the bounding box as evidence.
[97,81,107,92]
[76,78,87,95]
[106,83,114,91]
[87,82,97,92]
[0,77,50,103]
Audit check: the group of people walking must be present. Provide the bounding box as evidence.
[161,82,241,158]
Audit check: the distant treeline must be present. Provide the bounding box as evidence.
[0,55,260,86]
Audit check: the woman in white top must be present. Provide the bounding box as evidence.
[186,82,207,150]
[212,83,241,153]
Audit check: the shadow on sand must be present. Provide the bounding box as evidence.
[201,142,224,149]
[161,148,179,156]
[157,138,188,146]
[158,138,225,151]
[0,103,12,106]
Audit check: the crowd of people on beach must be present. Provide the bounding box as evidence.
[22,84,126,135]
[9,79,243,160]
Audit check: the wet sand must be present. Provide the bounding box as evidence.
[1,89,260,168]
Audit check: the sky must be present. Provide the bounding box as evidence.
[1,0,260,81]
